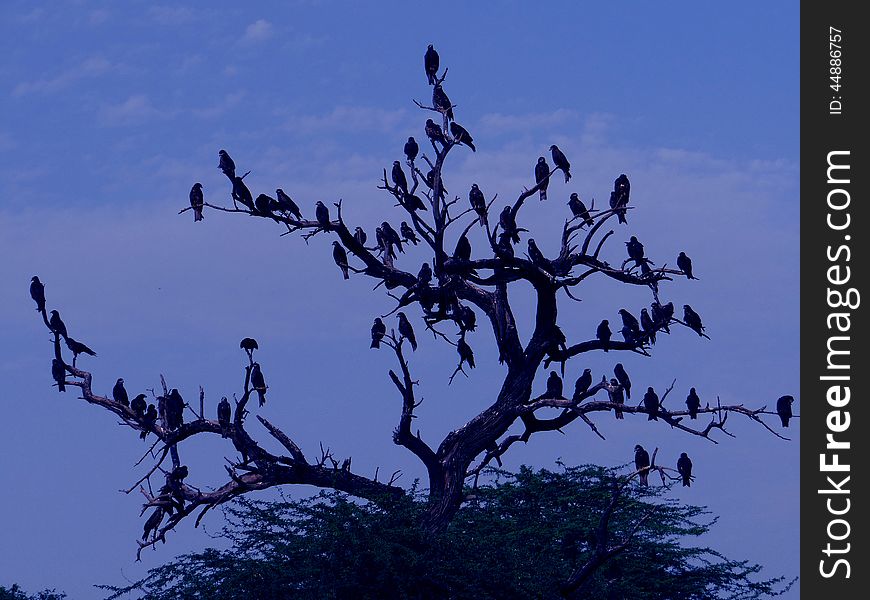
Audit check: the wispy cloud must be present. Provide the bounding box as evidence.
[99,94,170,125]
[88,9,110,26]
[12,56,113,97]
[289,106,409,135]
[147,5,197,26]
[242,19,274,44]
[191,92,247,119]
[477,109,580,135]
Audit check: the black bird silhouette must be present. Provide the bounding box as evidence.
[166,389,185,430]
[433,84,454,121]
[231,176,254,211]
[776,395,795,427]
[682,305,707,337]
[454,234,472,262]
[254,194,279,220]
[217,397,231,437]
[424,44,439,85]
[643,387,660,421]
[614,363,632,399]
[677,452,693,487]
[375,227,393,261]
[112,378,129,406]
[30,276,46,313]
[450,122,475,151]
[618,309,641,336]
[573,369,592,402]
[49,310,68,340]
[240,337,258,361]
[400,222,419,245]
[140,404,157,439]
[568,193,593,227]
[403,193,427,212]
[353,227,367,246]
[640,308,656,345]
[189,183,204,222]
[275,189,302,220]
[686,388,701,419]
[596,319,612,351]
[370,318,386,349]
[142,508,164,541]
[425,119,447,145]
[527,239,549,270]
[458,305,476,332]
[51,358,65,392]
[626,236,645,266]
[397,312,417,351]
[315,201,330,227]
[382,222,404,253]
[610,378,625,419]
[417,262,432,285]
[545,371,563,398]
[662,302,675,324]
[677,251,695,279]
[535,157,550,201]
[131,394,147,419]
[469,184,486,225]
[250,363,267,406]
[457,336,475,369]
[634,445,651,486]
[404,137,419,162]
[392,161,409,193]
[613,173,630,223]
[332,241,350,280]
[65,337,96,362]
[550,145,571,182]
[499,206,521,245]
[496,236,515,259]
[218,150,235,179]
[651,302,670,334]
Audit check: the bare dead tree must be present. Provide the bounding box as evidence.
[34,49,796,554]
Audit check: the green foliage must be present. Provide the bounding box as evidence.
[100,465,794,599]
[0,585,66,600]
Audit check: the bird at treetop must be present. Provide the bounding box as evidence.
[686,388,701,419]
[458,305,476,332]
[231,176,254,211]
[314,201,330,228]
[450,122,475,151]
[140,404,157,439]
[254,194,279,220]
[776,395,795,427]
[131,394,147,419]
[142,508,164,541]
[535,156,550,201]
[596,320,612,351]
[634,445,651,486]
[251,363,267,406]
[614,173,630,223]
[573,369,593,402]
[397,312,417,351]
[424,44,439,85]
[677,251,696,279]
[370,318,386,349]
[527,239,549,269]
[643,387,660,421]
[217,397,231,437]
[682,305,707,337]
[610,378,625,419]
[626,236,645,266]
[618,309,640,336]
[469,184,486,225]
[550,145,571,182]
[568,193,593,227]
[454,234,472,262]
[614,363,631,399]
[30,276,46,313]
[417,262,432,285]
[51,359,65,392]
[112,378,129,406]
[166,389,185,430]
[392,161,409,194]
[404,136,419,162]
[457,336,475,369]
[381,222,404,254]
[433,84,454,121]
[240,337,259,361]
[651,302,670,334]
[400,222,419,245]
[499,206,521,245]
[545,371,563,399]
[425,119,447,145]
[218,149,235,179]
[65,337,96,362]
[275,189,303,220]
[403,193,428,212]
[354,227,367,246]
[189,183,204,222]
[49,310,68,340]
[640,308,656,345]
[332,241,350,280]
[677,452,693,487]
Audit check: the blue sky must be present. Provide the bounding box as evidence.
[0,2,799,598]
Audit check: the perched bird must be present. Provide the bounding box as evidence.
[370,318,386,349]
[131,394,147,419]
[568,193,593,227]
[458,305,476,332]
[112,378,129,406]
[51,358,65,392]
[433,84,454,121]
[217,397,232,437]
[613,174,630,223]
[425,119,447,145]
[392,161,409,193]
[545,371,563,399]
[142,509,164,541]
[404,137,419,163]
[457,336,475,369]
[382,222,404,253]
[651,302,670,334]
[643,387,660,421]
[776,395,795,427]
[662,302,675,324]
[677,252,695,279]
[315,201,330,227]
[682,305,707,337]
[140,404,157,439]
[550,145,571,182]
[499,206,521,245]
[240,337,259,361]
[251,363,267,406]
[331,241,350,280]
[686,388,701,419]
[469,184,486,225]
[614,363,632,399]
[166,389,185,430]
[634,445,651,486]
[534,157,550,201]
[231,176,254,211]
[189,183,204,222]
[453,234,472,262]
[610,378,625,419]
[618,309,641,337]
[400,222,419,245]
[30,276,46,313]
[573,369,593,402]
[376,227,393,261]
[677,452,693,487]
[49,310,68,340]
[417,262,432,285]
[403,193,427,212]
[354,227,367,247]
[626,236,645,266]
[254,194,278,219]
[397,312,417,351]
[218,150,236,179]
[640,308,656,345]
[65,337,96,362]
[275,189,303,220]
[450,122,475,151]
[527,239,549,269]
[596,319,612,351]
[424,44,439,85]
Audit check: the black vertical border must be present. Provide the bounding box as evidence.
[801,2,868,596]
